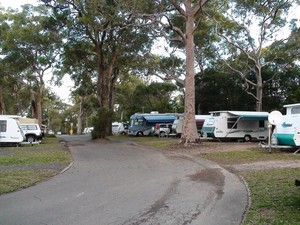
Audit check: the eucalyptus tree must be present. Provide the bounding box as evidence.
[0,5,63,124]
[264,27,300,107]
[214,0,299,111]
[43,0,154,138]
[195,67,256,114]
[114,73,144,121]
[149,0,210,145]
[127,82,178,115]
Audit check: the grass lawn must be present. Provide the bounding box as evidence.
[0,137,72,195]
[0,170,57,194]
[242,168,300,225]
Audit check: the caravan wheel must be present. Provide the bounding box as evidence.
[137,131,144,137]
[244,135,252,142]
[160,131,166,137]
[26,135,36,143]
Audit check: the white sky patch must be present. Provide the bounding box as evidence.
[0,0,39,9]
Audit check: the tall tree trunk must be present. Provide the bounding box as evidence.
[31,86,43,126]
[256,66,263,112]
[0,85,5,115]
[180,4,200,145]
[95,46,115,137]
[77,97,84,134]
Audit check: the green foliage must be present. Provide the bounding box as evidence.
[91,108,113,139]
[196,68,255,113]
[128,82,178,114]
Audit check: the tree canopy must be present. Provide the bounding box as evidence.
[0,0,300,138]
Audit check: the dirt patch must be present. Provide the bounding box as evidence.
[166,141,258,154]
[166,141,300,171]
[230,160,300,171]
[188,168,225,199]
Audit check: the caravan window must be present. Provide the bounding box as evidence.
[0,120,7,132]
[212,113,220,117]
[227,118,238,129]
[291,106,300,114]
[20,125,38,130]
[259,120,265,128]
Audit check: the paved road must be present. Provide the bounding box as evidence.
[0,135,248,225]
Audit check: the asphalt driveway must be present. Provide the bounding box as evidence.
[0,135,248,225]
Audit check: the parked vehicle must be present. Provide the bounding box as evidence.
[272,103,300,147]
[171,114,209,137]
[112,122,125,135]
[83,127,94,134]
[201,111,269,141]
[0,116,25,146]
[128,112,176,136]
[154,123,173,137]
[19,124,43,143]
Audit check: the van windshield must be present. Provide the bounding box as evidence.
[130,119,144,126]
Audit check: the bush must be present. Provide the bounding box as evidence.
[91,108,113,139]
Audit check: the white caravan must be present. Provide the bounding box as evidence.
[0,116,25,146]
[171,114,209,137]
[272,103,300,147]
[201,111,269,141]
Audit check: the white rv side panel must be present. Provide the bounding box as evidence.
[0,117,25,144]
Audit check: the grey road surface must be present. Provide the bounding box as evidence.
[0,135,248,225]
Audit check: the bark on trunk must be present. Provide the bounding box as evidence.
[256,67,263,112]
[180,4,200,145]
[95,45,118,137]
[31,85,43,126]
[77,98,84,134]
[0,85,5,114]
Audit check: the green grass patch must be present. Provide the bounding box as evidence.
[242,168,300,225]
[199,149,300,165]
[0,170,57,194]
[0,150,71,165]
[0,137,72,195]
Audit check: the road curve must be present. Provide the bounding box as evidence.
[0,135,248,225]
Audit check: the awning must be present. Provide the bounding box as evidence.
[144,115,176,123]
[228,111,269,120]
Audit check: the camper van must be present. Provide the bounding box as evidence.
[272,103,300,147]
[128,112,176,136]
[171,114,209,137]
[0,116,25,146]
[201,111,269,141]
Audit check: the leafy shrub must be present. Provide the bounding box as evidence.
[91,108,113,139]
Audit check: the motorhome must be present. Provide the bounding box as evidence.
[0,116,25,146]
[272,103,300,147]
[201,111,269,141]
[128,112,176,136]
[171,114,209,137]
